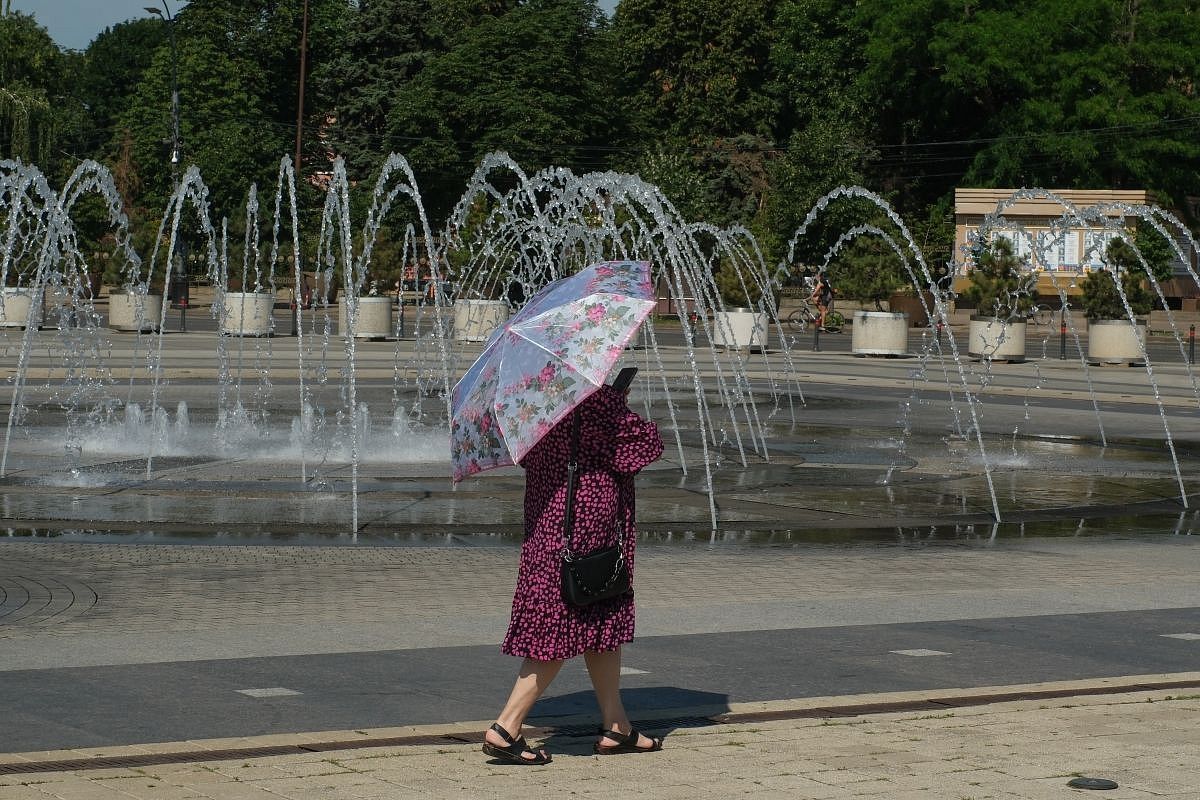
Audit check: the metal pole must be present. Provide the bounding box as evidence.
[294,0,309,173]
[145,3,180,185]
[1190,324,1195,365]
[1059,314,1067,360]
[811,322,821,352]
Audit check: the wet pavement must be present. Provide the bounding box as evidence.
[2,327,1200,797]
[4,327,1200,536]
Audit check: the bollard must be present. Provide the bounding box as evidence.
[290,300,299,337]
[1059,316,1067,360]
[811,320,821,352]
[178,296,187,332]
[935,319,943,345]
[1191,324,1195,365]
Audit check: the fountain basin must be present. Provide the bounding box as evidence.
[1087,318,1146,365]
[221,292,274,336]
[108,291,162,332]
[852,310,908,356]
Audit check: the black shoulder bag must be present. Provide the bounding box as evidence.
[560,411,632,607]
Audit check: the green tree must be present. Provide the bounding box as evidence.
[119,0,349,215]
[0,12,81,171]
[79,19,167,149]
[315,0,441,181]
[613,0,778,229]
[832,236,908,311]
[853,0,1200,216]
[613,0,777,142]
[385,0,616,216]
[766,0,875,265]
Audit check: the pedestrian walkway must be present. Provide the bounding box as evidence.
[1,676,1197,799]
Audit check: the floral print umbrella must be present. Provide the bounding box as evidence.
[450,260,655,482]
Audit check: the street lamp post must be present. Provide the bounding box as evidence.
[146,2,187,329]
[145,2,180,190]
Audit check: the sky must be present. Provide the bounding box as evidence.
[11,1,191,51]
[11,0,617,52]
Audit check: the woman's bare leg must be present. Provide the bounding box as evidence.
[584,648,658,749]
[487,658,563,760]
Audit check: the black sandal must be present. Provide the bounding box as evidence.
[482,722,552,765]
[594,727,663,755]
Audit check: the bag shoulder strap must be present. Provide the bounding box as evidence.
[562,411,580,554]
[562,408,624,559]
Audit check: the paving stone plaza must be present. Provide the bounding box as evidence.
[2,324,1200,798]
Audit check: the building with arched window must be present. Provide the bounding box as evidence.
[952,188,1198,306]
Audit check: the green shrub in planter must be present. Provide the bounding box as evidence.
[833,238,907,311]
[962,237,1036,320]
[714,259,770,309]
[1080,237,1153,321]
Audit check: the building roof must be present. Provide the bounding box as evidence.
[954,188,1150,218]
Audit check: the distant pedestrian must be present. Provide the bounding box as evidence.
[809,270,834,330]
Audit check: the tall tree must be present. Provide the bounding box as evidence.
[613,0,779,230]
[120,0,349,215]
[613,0,777,142]
[854,0,1200,216]
[315,0,441,182]
[384,0,616,216]
[767,0,876,263]
[0,12,81,172]
[77,19,167,157]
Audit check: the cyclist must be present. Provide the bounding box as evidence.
[809,270,835,330]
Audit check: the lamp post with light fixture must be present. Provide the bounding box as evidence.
[146,1,188,328]
[144,2,181,190]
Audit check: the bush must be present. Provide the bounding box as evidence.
[831,238,908,311]
[962,237,1036,320]
[1080,237,1154,320]
[714,259,769,309]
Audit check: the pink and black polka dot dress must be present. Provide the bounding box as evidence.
[502,385,663,661]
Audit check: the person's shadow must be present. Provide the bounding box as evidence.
[521,686,730,758]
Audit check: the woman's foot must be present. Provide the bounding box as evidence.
[594,726,663,755]
[482,722,551,765]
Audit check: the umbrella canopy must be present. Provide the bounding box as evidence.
[450,260,655,482]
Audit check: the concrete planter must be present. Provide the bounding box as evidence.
[1087,318,1146,365]
[339,296,393,339]
[453,299,509,343]
[0,287,37,328]
[220,292,274,336]
[852,310,909,356]
[108,291,163,332]
[713,308,768,350]
[968,315,1026,361]
[887,291,935,327]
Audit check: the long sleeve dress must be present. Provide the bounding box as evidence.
[501,385,663,661]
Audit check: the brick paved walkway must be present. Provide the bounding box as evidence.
[2,681,1198,799]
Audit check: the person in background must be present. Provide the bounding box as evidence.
[809,269,835,330]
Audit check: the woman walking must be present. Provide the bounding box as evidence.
[482,382,664,764]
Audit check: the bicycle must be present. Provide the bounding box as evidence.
[785,300,844,334]
[1024,303,1055,326]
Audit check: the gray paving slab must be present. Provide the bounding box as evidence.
[2,328,1200,796]
[2,534,1199,753]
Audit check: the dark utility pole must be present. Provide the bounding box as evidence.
[145,2,181,190]
[294,0,310,174]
